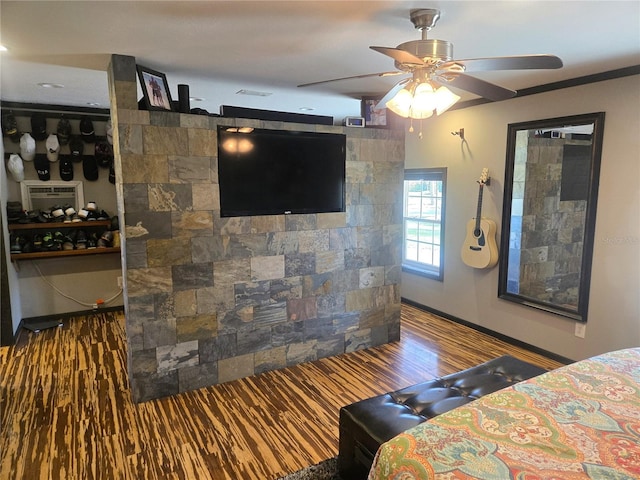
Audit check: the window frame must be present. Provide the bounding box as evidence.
[402,167,447,281]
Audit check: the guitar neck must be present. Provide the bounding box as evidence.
[475,184,484,230]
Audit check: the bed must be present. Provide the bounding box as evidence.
[368,347,640,479]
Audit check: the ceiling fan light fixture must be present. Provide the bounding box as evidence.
[386,80,460,120]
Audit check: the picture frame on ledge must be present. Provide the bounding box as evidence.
[136,65,174,112]
[361,97,387,128]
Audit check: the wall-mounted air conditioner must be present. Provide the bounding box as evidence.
[20,181,85,212]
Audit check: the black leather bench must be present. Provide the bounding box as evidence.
[338,355,547,479]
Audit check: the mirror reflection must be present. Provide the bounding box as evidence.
[499,112,605,322]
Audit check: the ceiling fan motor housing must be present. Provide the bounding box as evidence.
[395,39,453,69]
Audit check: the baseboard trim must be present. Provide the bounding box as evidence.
[401,298,574,365]
[21,306,124,330]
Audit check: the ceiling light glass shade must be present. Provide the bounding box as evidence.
[386,81,460,120]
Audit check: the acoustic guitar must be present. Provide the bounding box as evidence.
[461,168,499,269]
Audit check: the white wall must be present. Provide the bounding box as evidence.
[402,74,640,361]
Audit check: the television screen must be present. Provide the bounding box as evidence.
[217,126,346,217]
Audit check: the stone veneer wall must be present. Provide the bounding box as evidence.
[518,134,588,308]
[108,55,405,402]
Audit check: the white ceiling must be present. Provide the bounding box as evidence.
[1,1,639,122]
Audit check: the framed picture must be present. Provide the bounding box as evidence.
[361,97,387,127]
[136,65,174,111]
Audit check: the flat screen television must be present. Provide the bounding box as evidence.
[217,126,346,217]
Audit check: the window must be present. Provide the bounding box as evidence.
[403,168,446,280]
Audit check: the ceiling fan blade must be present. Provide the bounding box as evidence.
[441,54,563,73]
[373,78,412,110]
[436,73,516,101]
[297,71,403,88]
[370,46,425,67]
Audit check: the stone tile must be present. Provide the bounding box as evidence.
[383,224,403,246]
[373,162,403,184]
[125,238,148,268]
[127,267,172,296]
[251,255,285,281]
[357,226,383,249]
[143,125,189,155]
[188,128,217,156]
[317,336,345,358]
[329,227,357,250]
[315,250,344,273]
[360,307,385,329]
[214,258,251,285]
[272,322,304,347]
[180,113,210,129]
[236,325,272,355]
[330,269,360,293]
[131,370,178,403]
[346,161,373,184]
[129,348,158,376]
[174,290,197,317]
[347,204,375,227]
[270,277,302,302]
[298,230,329,253]
[178,362,218,393]
[172,262,214,291]
[217,332,238,359]
[196,287,217,315]
[146,238,191,267]
[118,124,144,155]
[254,347,287,374]
[218,353,254,383]
[168,155,212,184]
[121,154,168,183]
[359,266,385,288]
[345,328,372,353]
[316,212,346,229]
[192,183,219,210]
[191,236,218,263]
[110,54,136,82]
[198,337,219,363]
[304,317,334,341]
[126,211,173,239]
[220,234,269,258]
[344,248,371,270]
[359,183,398,205]
[127,294,155,321]
[285,252,316,277]
[216,216,251,235]
[345,288,375,312]
[316,293,346,317]
[117,108,149,127]
[267,231,299,255]
[176,314,217,342]
[302,273,332,297]
[123,184,149,212]
[346,183,360,206]
[143,317,177,348]
[149,111,180,127]
[285,214,317,231]
[286,340,317,366]
[154,293,174,322]
[171,211,214,237]
[253,302,287,328]
[384,265,402,285]
[371,244,401,267]
[252,215,285,233]
[148,184,193,212]
[156,340,199,372]
[234,280,271,307]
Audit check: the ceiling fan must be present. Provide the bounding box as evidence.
[299,8,563,117]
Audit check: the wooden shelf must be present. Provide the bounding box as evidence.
[8,220,112,231]
[10,247,120,261]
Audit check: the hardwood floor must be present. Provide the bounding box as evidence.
[0,303,564,479]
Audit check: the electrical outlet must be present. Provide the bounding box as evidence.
[574,322,586,338]
[117,276,123,289]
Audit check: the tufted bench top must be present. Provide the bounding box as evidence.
[338,355,548,479]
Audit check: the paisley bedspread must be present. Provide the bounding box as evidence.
[368,348,640,480]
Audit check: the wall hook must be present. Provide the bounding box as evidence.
[451,128,465,141]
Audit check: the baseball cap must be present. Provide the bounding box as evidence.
[20,133,36,161]
[2,111,20,143]
[83,155,99,181]
[80,116,95,143]
[34,155,51,181]
[69,136,84,162]
[57,117,72,145]
[46,134,60,162]
[95,141,114,168]
[59,155,74,181]
[7,154,25,182]
[31,112,48,141]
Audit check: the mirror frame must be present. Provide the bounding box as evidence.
[498,112,605,322]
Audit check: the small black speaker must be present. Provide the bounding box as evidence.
[178,84,190,113]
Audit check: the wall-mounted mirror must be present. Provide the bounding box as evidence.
[498,112,605,322]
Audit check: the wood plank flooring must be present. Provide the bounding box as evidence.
[0,303,564,479]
